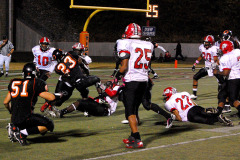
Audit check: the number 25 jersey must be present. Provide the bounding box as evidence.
[117,39,154,82]
[165,92,194,121]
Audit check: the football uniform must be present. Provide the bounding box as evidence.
[165,92,194,122]
[105,85,120,115]
[117,38,154,118]
[219,49,240,104]
[32,45,57,72]
[117,39,154,82]
[8,78,46,124]
[199,44,219,76]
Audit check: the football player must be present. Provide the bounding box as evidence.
[4,63,56,146]
[55,80,123,118]
[163,87,233,126]
[41,48,102,115]
[114,23,154,148]
[111,34,126,78]
[213,40,240,118]
[146,37,169,79]
[191,35,224,100]
[32,37,57,81]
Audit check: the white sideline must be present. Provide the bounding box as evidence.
[84,132,240,160]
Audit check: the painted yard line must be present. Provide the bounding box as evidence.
[0,118,10,121]
[84,132,240,160]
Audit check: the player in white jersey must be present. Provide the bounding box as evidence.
[191,35,224,100]
[163,87,233,126]
[115,23,153,149]
[213,40,240,118]
[32,37,57,81]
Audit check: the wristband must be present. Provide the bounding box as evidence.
[195,60,199,64]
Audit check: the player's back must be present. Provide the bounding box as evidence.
[118,39,153,82]
[8,78,46,124]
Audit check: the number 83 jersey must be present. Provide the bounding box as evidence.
[117,39,154,82]
[164,92,195,122]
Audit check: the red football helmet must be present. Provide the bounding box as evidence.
[203,35,214,49]
[72,43,85,55]
[39,37,50,51]
[124,23,142,39]
[220,40,234,54]
[163,87,177,101]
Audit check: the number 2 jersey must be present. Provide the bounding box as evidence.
[32,45,57,72]
[164,92,195,122]
[8,78,47,124]
[117,39,154,82]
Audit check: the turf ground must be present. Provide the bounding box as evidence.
[0,62,240,160]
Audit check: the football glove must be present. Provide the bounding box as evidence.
[192,65,195,72]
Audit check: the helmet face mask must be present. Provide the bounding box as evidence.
[72,43,85,55]
[203,35,214,49]
[52,49,65,63]
[222,30,232,41]
[39,37,50,51]
[22,63,37,79]
[124,23,142,39]
[163,87,177,102]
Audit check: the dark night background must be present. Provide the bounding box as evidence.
[15,0,240,42]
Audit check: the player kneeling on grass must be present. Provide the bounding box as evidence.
[4,63,56,146]
[163,87,233,126]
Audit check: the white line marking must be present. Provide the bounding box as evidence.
[0,118,10,121]
[84,132,240,160]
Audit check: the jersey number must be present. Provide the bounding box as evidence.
[57,56,77,74]
[202,52,211,62]
[175,95,192,110]
[38,55,49,66]
[11,80,29,98]
[134,48,151,69]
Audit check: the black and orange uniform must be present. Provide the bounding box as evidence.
[8,78,54,131]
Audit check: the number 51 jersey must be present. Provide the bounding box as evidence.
[164,92,195,121]
[8,78,47,124]
[117,39,154,82]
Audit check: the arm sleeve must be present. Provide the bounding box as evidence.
[157,45,167,52]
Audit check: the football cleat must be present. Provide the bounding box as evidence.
[125,139,143,148]
[152,75,159,79]
[190,94,197,100]
[218,114,234,127]
[166,115,174,129]
[121,120,129,124]
[6,123,17,142]
[123,136,135,144]
[222,104,231,113]
[13,131,28,146]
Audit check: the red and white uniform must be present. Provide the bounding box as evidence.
[117,39,154,82]
[32,45,57,72]
[165,92,194,122]
[105,85,120,115]
[199,44,219,76]
[219,49,240,80]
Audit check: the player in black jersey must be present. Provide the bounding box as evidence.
[4,63,56,146]
[41,47,102,115]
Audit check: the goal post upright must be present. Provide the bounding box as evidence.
[70,0,150,55]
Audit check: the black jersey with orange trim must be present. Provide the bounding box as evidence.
[8,78,46,124]
[54,52,84,82]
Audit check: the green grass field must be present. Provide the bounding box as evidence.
[0,62,240,160]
